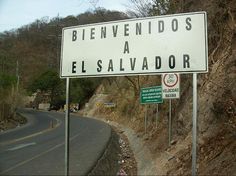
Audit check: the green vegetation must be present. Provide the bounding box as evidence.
[27,70,101,108]
[0,74,16,89]
[71,78,102,106]
[28,70,60,93]
[27,70,64,107]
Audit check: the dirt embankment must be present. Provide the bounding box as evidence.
[88,125,137,176]
[0,113,27,132]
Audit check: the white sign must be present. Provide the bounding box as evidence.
[162,73,180,99]
[60,12,208,78]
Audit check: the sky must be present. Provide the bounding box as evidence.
[0,0,130,32]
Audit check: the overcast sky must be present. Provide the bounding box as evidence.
[0,0,129,32]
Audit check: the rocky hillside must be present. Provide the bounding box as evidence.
[82,0,236,175]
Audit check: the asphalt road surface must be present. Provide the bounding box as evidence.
[0,109,111,175]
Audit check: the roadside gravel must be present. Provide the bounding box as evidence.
[106,120,160,175]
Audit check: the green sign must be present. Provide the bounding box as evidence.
[140,86,163,104]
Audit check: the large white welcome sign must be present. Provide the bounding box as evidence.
[60,12,208,78]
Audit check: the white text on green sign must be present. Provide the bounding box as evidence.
[140,86,163,104]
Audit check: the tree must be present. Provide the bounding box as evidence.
[28,70,63,106]
[126,0,174,17]
[148,0,176,16]
[126,0,153,17]
[71,78,101,106]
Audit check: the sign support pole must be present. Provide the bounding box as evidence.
[65,78,70,176]
[168,99,172,146]
[145,105,147,135]
[155,104,158,128]
[192,73,197,176]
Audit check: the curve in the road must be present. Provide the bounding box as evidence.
[0,109,61,146]
[0,109,112,175]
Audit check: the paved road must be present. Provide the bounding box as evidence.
[0,109,111,175]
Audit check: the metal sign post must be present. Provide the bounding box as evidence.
[162,73,179,147]
[162,73,180,99]
[155,104,158,128]
[65,78,70,176]
[168,99,172,146]
[140,86,162,134]
[145,105,147,134]
[192,73,197,176]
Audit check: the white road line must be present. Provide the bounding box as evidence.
[0,117,61,146]
[7,142,36,151]
[0,133,80,174]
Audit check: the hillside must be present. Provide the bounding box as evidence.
[0,9,128,122]
[81,0,236,175]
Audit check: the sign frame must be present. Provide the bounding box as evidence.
[60,11,208,78]
[162,73,180,99]
[140,86,163,104]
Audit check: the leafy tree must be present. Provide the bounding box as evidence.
[28,71,101,108]
[28,70,64,106]
[29,70,60,92]
[71,78,101,106]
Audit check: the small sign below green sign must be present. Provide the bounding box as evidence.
[140,86,163,104]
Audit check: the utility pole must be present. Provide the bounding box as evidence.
[48,13,62,71]
[56,13,60,71]
[1,56,5,74]
[1,57,5,121]
[16,60,19,92]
